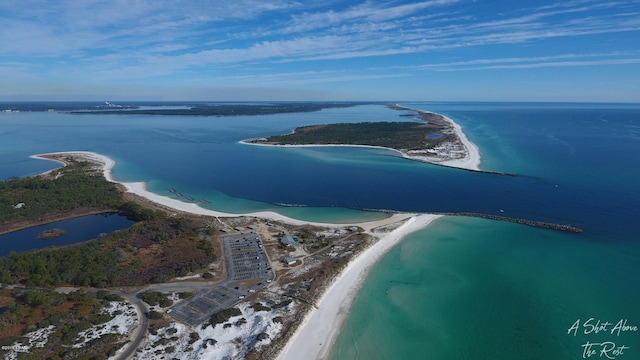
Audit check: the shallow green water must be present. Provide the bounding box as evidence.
[330,217,640,359]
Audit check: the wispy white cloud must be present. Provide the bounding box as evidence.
[279,0,459,34]
[444,58,640,71]
[1,0,639,99]
[206,69,411,86]
[384,52,640,72]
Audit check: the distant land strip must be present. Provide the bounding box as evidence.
[70,102,361,116]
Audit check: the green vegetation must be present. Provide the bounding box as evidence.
[140,291,173,307]
[117,201,161,221]
[210,307,242,326]
[0,236,130,288]
[260,121,454,150]
[178,291,194,299]
[250,303,271,312]
[73,102,357,116]
[188,331,200,344]
[0,159,217,288]
[0,218,217,287]
[0,161,121,224]
[148,310,163,320]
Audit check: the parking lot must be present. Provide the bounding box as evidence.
[227,233,272,280]
[168,232,275,326]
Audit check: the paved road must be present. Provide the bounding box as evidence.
[112,290,149,360]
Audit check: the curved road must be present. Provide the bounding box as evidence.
[111,290,149,360]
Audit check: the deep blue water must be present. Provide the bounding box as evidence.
[329,103,640,360]
[0,213,135,256]
[2,103,638,241]
[1,102,639,358]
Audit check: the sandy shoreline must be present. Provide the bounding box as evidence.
[241,107,481,172]
[31,151,367,228]
[389,105,481,171]
[277,214,441,360]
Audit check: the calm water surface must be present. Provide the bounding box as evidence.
[1,103,639,359]
[0,213,135,256]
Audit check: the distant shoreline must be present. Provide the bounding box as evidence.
[241,105,483,172]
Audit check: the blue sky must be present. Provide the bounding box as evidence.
[1,0,639,102]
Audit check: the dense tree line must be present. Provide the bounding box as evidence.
[0,218,217,288]
[0,159,217,289]
[263,121,452,150]
[0,162,122,223]
[0,236,126,288]
[73,102,358,116]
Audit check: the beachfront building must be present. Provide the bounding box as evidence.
[282,257,296,265]
[280,234,296,246]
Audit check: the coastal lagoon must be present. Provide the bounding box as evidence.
[1,102,639,358]
[0,213,134,257]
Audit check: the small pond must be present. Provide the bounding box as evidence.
[0,213,135,257]
[426,133,444,139]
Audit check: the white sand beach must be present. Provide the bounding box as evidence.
[277,214,441,360]
[241,108,481,172]
[32,151,349,227]
[437,113,481,171]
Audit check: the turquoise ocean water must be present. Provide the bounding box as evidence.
[1,102,639,358]
[330,103,640,360]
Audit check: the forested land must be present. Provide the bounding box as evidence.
[0,161,121,224]
[259,121,456,150]
[0,216,216,288]
[72,102,359,116]
[0,160,218,288]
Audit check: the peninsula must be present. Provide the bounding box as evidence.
[0,150,435,360]
[245,104,481,171]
